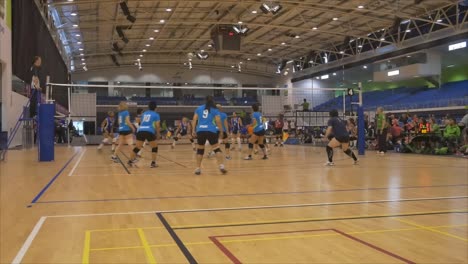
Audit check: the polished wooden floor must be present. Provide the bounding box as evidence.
[1,143,467,264]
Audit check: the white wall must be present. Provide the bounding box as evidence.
[72,66,275,86]
[0,14,13,141]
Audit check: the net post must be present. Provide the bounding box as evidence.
[67,86,71,147]
[357,82,365,155]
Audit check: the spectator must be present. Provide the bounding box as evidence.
[29,56,42,118]
[429,118,441,135]
[444,118,461,140]
[390,119,403,144]
[347,118,358,148]
[418,118,431,134]
[376,107,388,155]
[301,99,309,112]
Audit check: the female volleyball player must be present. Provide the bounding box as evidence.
[128,101,160,168]
[324,109,358,166]
[217,104,231,160]
[111,102,135,162]
[98,111,116,151]
[245,103,268,160]
[172,117,196,150]
[274,114,285,147]
[191,96,227,175]
[230,112,243,151]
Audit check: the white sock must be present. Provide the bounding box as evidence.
[103,138,110,144]
[236,137,241,148]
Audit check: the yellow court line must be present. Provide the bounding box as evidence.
[86,224,468,252]
[82,231,91,264]
[89,226,165,233]
[394,218,468,242]
[137,229,157,264]
[169,209,467,229]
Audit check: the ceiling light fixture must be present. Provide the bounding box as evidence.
[268,48,272,51]
[166,8,172,12]
[295,35,300,39]
[251,10,258,14]
[406,29,411,32]
[312,27,317,30]
[76,34,81,37]
[281,42,286,45]
[436,19,442,22]
[149,37,154,40]
[140,54,143,57]
[79,48,83,51]
[358,45,363,48]
[257,53,261,56]
[332,17,338,21]
[77,41,82,44]
[380,37,385,41]
[196,51,209,60]
[146,44,150,47]
[154,29,159,33]
[160,19,165,23]
[233,24,249,34]
[247,58,251,60]
[142,49,147,52]
[70,12,77,16]
[80,53,84,56]
[357,5,364,9]
[260,3,282,15]
[73,24,78,27]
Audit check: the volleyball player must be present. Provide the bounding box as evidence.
[324,109,358,166]
[172,117,196,150]
[98,111,116,151]
[230,112,243,151]
[111,102,135,162]
[274,114,285,147]
[128,101,160,168]
[245,103,268,160]
[134,108,146,157]
[191,96,227,175]
[217,104,231,160]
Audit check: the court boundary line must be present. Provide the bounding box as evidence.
[116,153,131,175]
[35,184,468,204]
[29,152,79,205]
[394,218,468,242]
[68,148,86,176]
[156,213,197,264]
[157,154,188,168]
[11,217,46,264]
[210,229,416,264]
[44,196,468,218]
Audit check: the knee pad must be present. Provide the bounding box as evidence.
[259,144,265,149]
[190,139,194,143]
[152,147,158,153]
[174,137,179,141]
[196,149,205,155]
[213,148,222,153]
[133,147,140,154]
[112,138,117,143]
[248,143,254,149]
[103,138,110,143]
[225,143,231,149]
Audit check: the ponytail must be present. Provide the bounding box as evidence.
[205,96,217,112]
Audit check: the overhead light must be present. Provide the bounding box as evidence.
[332,17,338,21]
[231,65,235,68]
[233,24,249,34]
[70,13,77,16]
[137,58,141,61]
[80,53,84,56]
[380,37,385,41]
[339,51,344,54]
[81,58,85,61]
[312,27,317,30]
[200,49,205,52]
[358,45,363,48]
[320,74,329,80]
[315,77,320,80]
[140,54,143,57]
[142,49,147,52]
[357,5,364,9]
[238,21,243,24]
[295,35,300,39]
[257,53,261,56]
[332,73,337,76]
[270,4,282,14]
[281,42,286,45]
[76,34,81,37]
[268,48,272,51]
[160,19,165,23]
[166,8,172,12]
[79,48,83,51]
[400,19,411,24]
[81,62,86,65]
[406,29,411,33]
[145,44,150,47]
[149,37,154,40]
[67,0,74,2]
[208,44,212,48]
[363,65,367,69]
[83,66,88,71]
[260,3,282,15]
[77,41,82,44]
[448,41,466,51]
[447,65,455,68]
[196,51,209,60]
[185,83,188,85]
[247,58,251,61]
[251,10,258,14]
[436,19,442,22]
[387,70,400,76]
[239,61,243,64]
[73,24,78,27]
[407,55,411,57]
[154,29,159,33]
[260,3,270,14]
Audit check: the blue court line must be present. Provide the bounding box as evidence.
[29,152,79,205]
[34,183,468,204]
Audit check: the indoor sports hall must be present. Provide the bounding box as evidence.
[0,1,467,264]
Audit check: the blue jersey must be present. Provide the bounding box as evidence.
[219,112,228,132]
[231,117,241,130]
[104,117,114,133]
[252,112,264,133]
[195,104,220,133]
[137,110,160,134]
[118,110,132,132]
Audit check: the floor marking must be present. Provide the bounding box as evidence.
[35,184,468,204]
[137,229,157,264]
[68,148,86,176]
[11,216,47,264]
[395,218,468,242]
[30,152,79,204]
[45,196,468,218]
[82,231,91,264]
[88,226,165,233]
[157,213,197,264]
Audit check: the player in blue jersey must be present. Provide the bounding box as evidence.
[230,112,243,151]
[191,96,227,175]
[98,111,116,151]
[324,109,358,166]
[172,117,196,150]
[245,103,268,160]
[112,102,136,162]
[128,101,161,168]
[217,104,231,159]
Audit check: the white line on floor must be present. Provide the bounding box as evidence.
[68,148,86,176]
[11,216,47,264]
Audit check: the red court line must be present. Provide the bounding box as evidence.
[209,228,415,264]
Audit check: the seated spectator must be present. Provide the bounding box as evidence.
[429,118,441,135]
[444,118,461,140]
[390,119,403,144]
[418,118,431,134]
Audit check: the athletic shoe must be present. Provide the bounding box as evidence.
[280,144,284,147]
[150,162,158,168]
[97,144,103,150]
[226,156,232,160]
[111,155,119,163]
[379,151,385,155]
[244,156,253,160]
[353,160,359,165]
[262,155,268,160]
[220,168,228,174]
[274,144,278,147]
[194,168,201,175]
[324,161,335,166]
[253,150,258,154]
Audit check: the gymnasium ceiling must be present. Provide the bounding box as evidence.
[47,0,464,77]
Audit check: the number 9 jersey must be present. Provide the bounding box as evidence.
[195,105,220,133]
